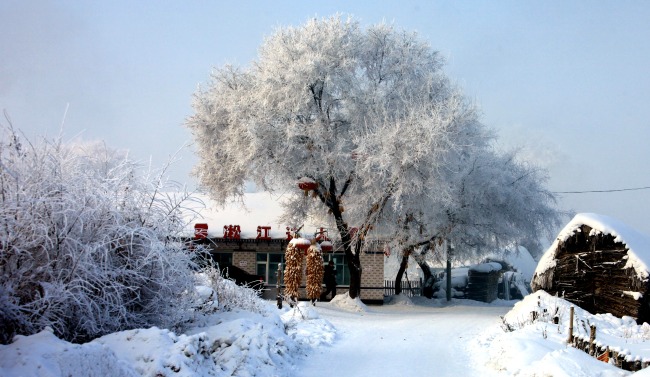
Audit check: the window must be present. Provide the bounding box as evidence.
[212,252,233,268]
[323,254,350,286]
[196,251,232,270]
[257,252,350,286]
[257,253,285,285]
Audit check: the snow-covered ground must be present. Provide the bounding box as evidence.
[300,294,513,376]
[3,292,650,376]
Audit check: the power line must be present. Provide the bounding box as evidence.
[554,186,650,194]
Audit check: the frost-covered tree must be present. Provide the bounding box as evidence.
[187,16,490,298]
[0,124,199,343]
[385,146,561,296]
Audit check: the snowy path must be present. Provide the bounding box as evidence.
[299,300,511,377]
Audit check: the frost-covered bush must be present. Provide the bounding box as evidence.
[0,126,198,343]
[195,264,268,315]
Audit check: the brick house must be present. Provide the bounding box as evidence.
[189,193,385,304]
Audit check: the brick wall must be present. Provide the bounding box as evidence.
[360,251,385,302]
[207,238,287,275]
[232,251,256,275]
[202,237,387,304]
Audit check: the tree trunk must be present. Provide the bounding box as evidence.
[394,253,409,295]
[331,196,362,299]
[414,258,435,299]
[446,240,453,301]
[347,254,362,299]
[446,259,452,302]
[319,176,390,300]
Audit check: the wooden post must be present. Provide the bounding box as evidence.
[446,240,452,302]
[276,263,283,309]
[446,259,452,302]
[567,306,574,344]
[589,325,596,355]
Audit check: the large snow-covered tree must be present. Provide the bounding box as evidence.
[187,16,512,298]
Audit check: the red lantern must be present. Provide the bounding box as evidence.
[297,178,318,197]
[320,240,333,253]
[291,237,311,255]
[297,181,318,191]
[315,227,329,241]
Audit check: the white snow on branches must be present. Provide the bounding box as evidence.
[0,127,199,343]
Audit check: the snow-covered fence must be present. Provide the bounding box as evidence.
[384,279,422,297]
[567,308,650,372]
[503,292,650,373]
[571,328,650,371]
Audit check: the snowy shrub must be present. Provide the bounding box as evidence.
[0,126,199,343]
[195,265,268,315]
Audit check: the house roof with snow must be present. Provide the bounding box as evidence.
[534,213,650,280]
[183,192,325,239]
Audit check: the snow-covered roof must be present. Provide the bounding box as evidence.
[183,192,325,239]
[469,262,502,273]
[535,213,650,279]
[486,246,537,281]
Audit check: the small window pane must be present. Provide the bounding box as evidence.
[270,253,283,263]
[256,264,266,279]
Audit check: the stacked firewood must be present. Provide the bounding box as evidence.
[306,243,324,302]
[283,242,303,303]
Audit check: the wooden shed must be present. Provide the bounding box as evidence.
[466,262,502,303]
[531,213,650,324]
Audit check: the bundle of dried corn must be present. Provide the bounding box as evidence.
[306,243,324,302]
[284,242,303,303]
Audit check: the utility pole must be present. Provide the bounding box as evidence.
[446,240,452,302]
[276,263,283,309]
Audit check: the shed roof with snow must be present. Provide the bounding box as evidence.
[534,213,650,280]
[532,213,650,323]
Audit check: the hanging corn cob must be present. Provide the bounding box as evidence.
[306,242,324,304]
[284,239,306,304]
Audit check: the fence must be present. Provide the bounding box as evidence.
[565,306,649,372]
[384,279,422,297]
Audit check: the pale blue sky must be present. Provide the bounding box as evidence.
[2,1,650,235]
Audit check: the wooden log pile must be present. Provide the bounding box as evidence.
[306,244,324,302]
[533,225,650,323]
